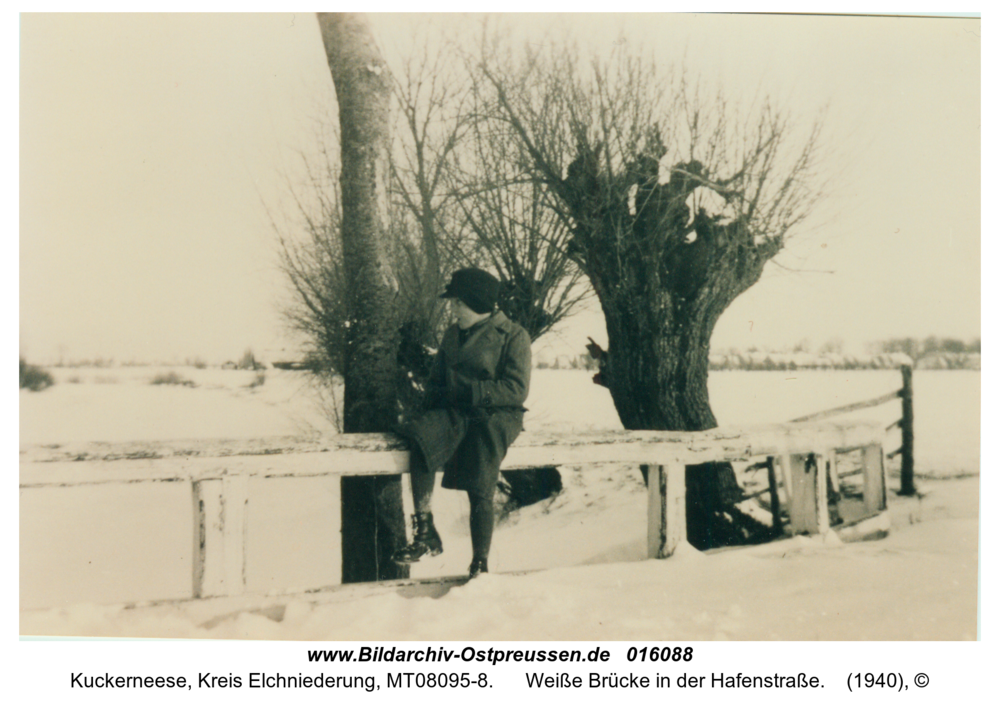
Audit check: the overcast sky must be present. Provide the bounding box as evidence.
[18,13,980,364]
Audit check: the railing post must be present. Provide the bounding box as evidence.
[899,364,916,495]
[765,456,782,535]
[192,475,248,599]
[861,443,888,515]
[825,449,843,526]
[786,453,829,534]
[814,452,830,534]
[647,462,686,559]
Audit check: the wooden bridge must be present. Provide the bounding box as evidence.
[20,420,889,606]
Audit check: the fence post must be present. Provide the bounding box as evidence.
[898,364,916,495]
[192,476,248,599]
[765,456,782,535]
[786,453,829,534]
[860,443,888,515]
[647,462,686,559]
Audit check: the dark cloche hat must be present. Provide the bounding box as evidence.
[440,267,500,314]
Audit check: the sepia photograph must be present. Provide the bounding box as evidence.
[19,12,980,642]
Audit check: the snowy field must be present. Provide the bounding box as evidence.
[19,367,980,639]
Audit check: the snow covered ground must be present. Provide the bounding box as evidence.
[19,367,980,639]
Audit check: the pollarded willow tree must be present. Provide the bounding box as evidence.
[481,39,824,546]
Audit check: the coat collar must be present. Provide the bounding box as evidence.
[450,310,510,362]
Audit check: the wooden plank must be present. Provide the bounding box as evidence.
[790,390,900,423]
[786,454,819,534]
[899,365,916,495]
[766,457,782,534]
[881,444,890,512]
[192,478,248,599]
[505,443,688,470]
[646,463,686,559]
[18,433,404,464]
[815,452,830,535]
[777,423,885,456]
[647,465,665,559]
[191,480,212,599]
[222,475,249,597]
[861,443,887,516]
[20,422,886,488]
[835,510,891,543]
[826,449,841,495]
[778,454,794,505]
[19,450,412,488]
[20,422,886,464]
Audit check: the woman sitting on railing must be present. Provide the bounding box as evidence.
[393,268,532,579]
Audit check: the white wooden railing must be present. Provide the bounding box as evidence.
[19,421,887,603]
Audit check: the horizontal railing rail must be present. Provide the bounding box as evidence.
[788,364,914,495]
[20,423,886,484]
[20,420,888,604]
[790,389,901,423]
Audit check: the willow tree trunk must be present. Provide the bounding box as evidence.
[317,13,408,582]
[562,153,780,548]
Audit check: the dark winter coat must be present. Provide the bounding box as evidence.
[397,310,531,496]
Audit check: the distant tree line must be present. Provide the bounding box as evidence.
[874,336,980,360]
[535,334,979,374]
[704,335,980,371]
[535,353,600,371]
[707,351,915,372]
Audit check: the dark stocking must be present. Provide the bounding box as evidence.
[467,490,495,561]
[409,449,436,514]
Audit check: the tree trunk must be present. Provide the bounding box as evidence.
[317,13,408,582]
[598,270,752,548]
[564,155,778,548]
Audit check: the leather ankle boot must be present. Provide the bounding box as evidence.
[392,513,443,564]
[468,557,488,578]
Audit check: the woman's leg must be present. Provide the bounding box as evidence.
[467,488,495,576]
[392,449,442,563]
[455,416,513,577]
[410,450,436,514]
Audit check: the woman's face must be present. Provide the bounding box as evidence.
[450,298,487,329]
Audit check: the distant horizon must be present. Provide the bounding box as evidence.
[21,329,981,369]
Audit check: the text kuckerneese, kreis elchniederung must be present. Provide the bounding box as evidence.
[69,672,378,691]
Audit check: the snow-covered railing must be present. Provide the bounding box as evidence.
[790,364,914,495]
[20,421,887,603]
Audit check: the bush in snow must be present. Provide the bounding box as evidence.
[20,357,54,392]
